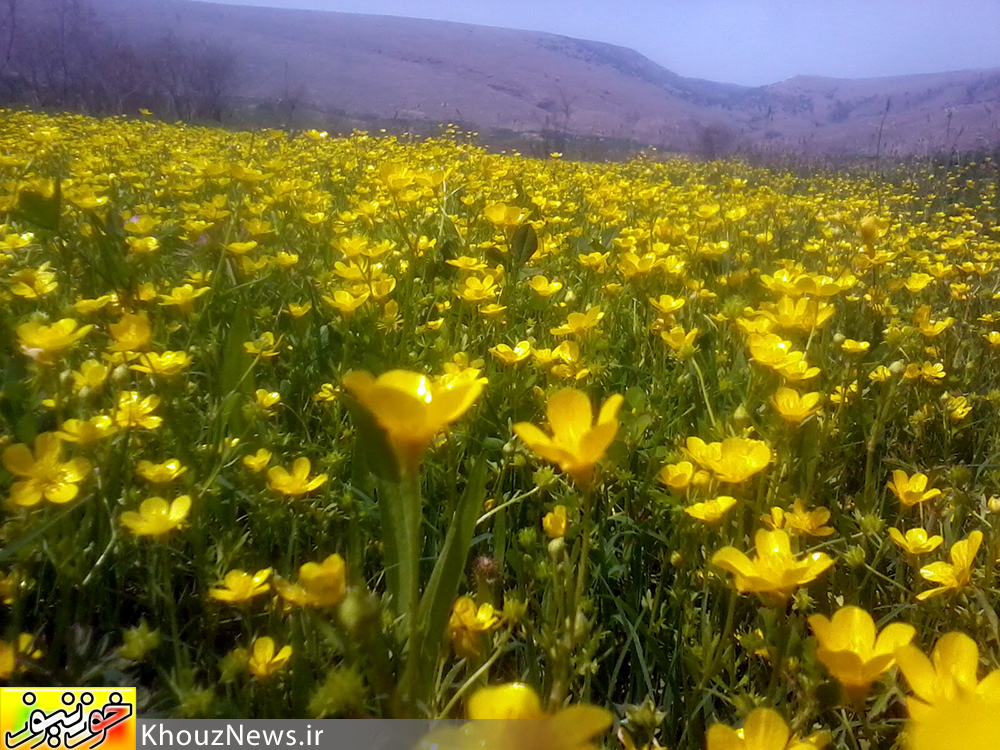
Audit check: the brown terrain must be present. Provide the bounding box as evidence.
[80,0,1000,156]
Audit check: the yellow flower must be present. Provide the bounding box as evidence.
[130,351,193,377]
[287,302,312,318]
[658,461,709,492]
[71,360,109,393]
[17,318,93,363]
[297,554,347,607]
[456,682,613,750]
[550,307,604,337]
[2,433,91,507]
[108,313,152,352]
[807,605,915,700]
[490,341,532,365]
[683,437,772,484]
[114,391,162,430]
[513,388,624,487]
[542,505,568,539]
[887,470,941,508]
[54,415,117,445]
[448,596,500,658]
[707,707,828,750]
[763,500,834,537]
[209,568,272,603]
[136,459,187,484]
[242,449,272,472]
[322,289,369,317]
[9,263,58,298]
[455,274,498,302]
[660,325,699,359]
[649,295,685,315]
[895,631,1000,721]
[267,457,328,497]
[917,530,982,600]
[904,695,1000,750]
[342,369,484,476]
[888,527,943,556]
[771,388,822,424]
[120,495,191,536]
[527,275,563,297]
[711,529,834,605]
[255,389,281,409]
[160,284,210,315]
[247,637,292,679]
[841,339,870,355]
[483,202,526,228]
[0,634,43,680]
[243,331,281,359]
[685,496,738,524]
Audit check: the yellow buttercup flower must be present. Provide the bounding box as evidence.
[297,554,347,607]
[120,496,191,537]
[209,568,272,604]
[108,313,152,352]
[158,284,210,315]
[513,388,623,487]
[888,527,943,556]
[342,369,484,476]
[542,505,568,539]
[2,433,91,507]
[246,637,292,680]
[887,470,942,508]
[685,496,738,524]
[916,530,982,600]
[707,707,828,750]
[895,631,1000,721]
[266,457,328,496]
[114,392,162,430]
[130,351,193,377]
[55,415,117,445]
[711,529,834,605]
[136,459,187,484]
[242,449,272,472]
[771,388,821,424]
[17,318,93,364]
[490,341,532,365]
[447,596,500,658]
[683,437,772,484]
[807,605,915,700]
[550,307,604,337]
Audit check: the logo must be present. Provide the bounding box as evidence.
[1,689,135,750]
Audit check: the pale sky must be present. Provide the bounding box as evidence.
[191,0,1000,86]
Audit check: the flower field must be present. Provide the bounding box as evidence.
[2,108,1000,748]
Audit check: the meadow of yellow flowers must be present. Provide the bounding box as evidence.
[2,108,1000,749]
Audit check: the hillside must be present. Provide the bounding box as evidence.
[45,0,1000,155]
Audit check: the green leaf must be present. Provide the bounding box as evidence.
[508,223,537,275]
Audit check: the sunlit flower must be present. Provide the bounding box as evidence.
[685,496,738,524]
[210,568,272,604]
[550,307,604,337]
[242,449,272,472]
[706,707,828,750]
[683,437,772,484]
[807,605,915,700]
[543,505,568,539]
[342,369,484,476]
[916,530,982,600]
[490,341,532,365]
[130,351,193,377]
[513,388,623,487]
[771,388,821,424]
[448,596,500,658]
[711,529,834,605]
[267,457,328,497]
[297,554,347,607]
[2,433,91,507]
[887,470,941,508]
[108,313,152,352]
[120,496,191,537]
[895,631,1000,720]
[114,392,162,430]
[158,284,210,315]
[136,459,187,484]
[55,415,118,445]
[247,637,292,679]
[17,318,92,363]
[889,527,943,556]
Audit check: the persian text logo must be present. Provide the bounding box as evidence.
[0,688,135,750]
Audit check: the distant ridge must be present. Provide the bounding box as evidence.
[75,0,1000,155]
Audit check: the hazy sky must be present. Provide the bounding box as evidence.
[192,0,1000,86]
